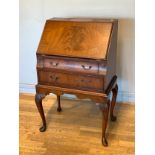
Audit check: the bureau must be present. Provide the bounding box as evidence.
[35,18,118,147]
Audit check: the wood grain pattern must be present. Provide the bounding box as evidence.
[38,70,104,92]
[37,55,107,76]
[43,56,99,75]
[35,18,118,146]
[36,84,107,103]
[19,93,135,155]
[37,20,112,59]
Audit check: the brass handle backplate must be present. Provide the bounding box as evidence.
[81,65,92,70]
[50,62,59,66]
[50,75,59,81]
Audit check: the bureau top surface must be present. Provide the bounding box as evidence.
[37,18,115,59]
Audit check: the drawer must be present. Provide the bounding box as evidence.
[38,70,104,92]
[43,57,99,75]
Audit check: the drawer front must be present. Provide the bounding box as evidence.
[38,70,104,91]
[43,57,99,75]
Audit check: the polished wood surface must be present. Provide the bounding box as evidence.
[104,20,118,89]
[36,84,107,103]
[41,56,101,75]
[37,20,113,59]
[38,70,104,92]
[37,55,107,76]
[20,93,135,155]
[35,18,118,146]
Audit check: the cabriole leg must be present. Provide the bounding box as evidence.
[57,95,62,112]
[110,84,118,121]
[35,93,46,132]
[99,100,110,147]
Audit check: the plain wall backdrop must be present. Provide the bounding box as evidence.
[19,0,135,103]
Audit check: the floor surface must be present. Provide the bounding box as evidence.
[19,93,135,155]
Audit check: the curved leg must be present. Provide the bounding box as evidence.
[35,93,46,132]
[99,100,110,147]
[57,95,62,112]
[110,84,118,121]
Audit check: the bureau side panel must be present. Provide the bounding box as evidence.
[105,21,118,90]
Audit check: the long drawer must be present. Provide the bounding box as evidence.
[37,55,107,75]
[38,70,104,92]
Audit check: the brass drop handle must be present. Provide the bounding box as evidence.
[50,75,59,81]
[50,62,59,66]
[81,65,92,70]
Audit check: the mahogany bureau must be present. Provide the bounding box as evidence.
[35,18,118,146]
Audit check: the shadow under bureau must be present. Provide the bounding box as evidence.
[35,18,118,147]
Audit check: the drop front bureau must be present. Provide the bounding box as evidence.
[35,18,118,146]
